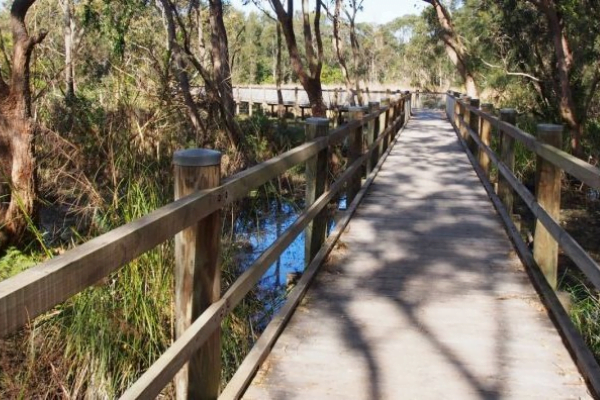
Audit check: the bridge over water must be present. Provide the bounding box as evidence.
[1,93,599,399]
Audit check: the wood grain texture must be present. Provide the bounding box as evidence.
[174,163,221,400]
[498,109,517,216]
[533,126,563,289]
[463,116,600,291]
[454,116,600,398]
[242,110,592,400]
[463,101,600,190]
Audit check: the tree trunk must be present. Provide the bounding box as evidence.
[530,0,582,156]
[331,0,354,105]
[0,0,46,248]
[61,0,75,99]
[270,0,326,117]
[159,0,207,143]
[423,0,479,98]
[208,0,244,151]
[275,24,284,119]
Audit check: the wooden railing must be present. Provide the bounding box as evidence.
[0,93,411,399]
[446,92,600,395]
[232,85,408,117]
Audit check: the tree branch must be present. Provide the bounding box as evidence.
[480,58,541,82]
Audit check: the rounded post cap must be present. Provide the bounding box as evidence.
[481,103,493,110]
[305,117,329,126]
[469,98,480,105]
[173,148,222,167]
[499,108,517,115]
[537,123,563,133]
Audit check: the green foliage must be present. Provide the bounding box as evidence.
[569,284,600,362]
[320,63,344,85]
[0,248,38,281]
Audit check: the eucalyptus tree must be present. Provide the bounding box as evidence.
[422,0,479,97]
[0,0,47,247]
[268,0,327,116]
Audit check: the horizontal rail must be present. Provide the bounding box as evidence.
[462,102,600,189]
[123,99,408,399]
[458,115,600,290]
[452,115,600,398]
[1,94,409,397]
[220,99,407,400]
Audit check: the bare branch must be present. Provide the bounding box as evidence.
[480,58,541,82]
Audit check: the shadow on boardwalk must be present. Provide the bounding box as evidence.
[243,110,590,400]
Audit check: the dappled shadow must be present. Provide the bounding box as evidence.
[242,110,589,399]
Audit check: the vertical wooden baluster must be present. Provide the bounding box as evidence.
[380,97,390,153]
[468,98,480,154]
[348,107,364,204]
[498,109,517,216]
[478,103,493,179]
[534,124,563,289]
[459,95,471,141]
[368,101,381,170]
[173,149,222,400]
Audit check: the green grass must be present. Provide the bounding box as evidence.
[568,283,600,361]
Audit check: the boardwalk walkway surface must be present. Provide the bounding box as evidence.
[242,110,591,399]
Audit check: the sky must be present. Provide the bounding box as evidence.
[229,0,426,25]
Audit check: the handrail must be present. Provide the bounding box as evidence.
[0,93,411,398]
[446,92,600,396]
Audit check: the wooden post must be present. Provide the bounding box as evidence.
[305,118,329,266]
[534,124,563,289]
[249,87,253,117]
[173,148,222,400]
[294,86,299,118]
[468,98,480,154]
[478,103,493,179]
[368,101,381,171]
[459,95,471,141]
[498,109,517,216]
[380,97,390,153]
[454,94,461,132]
[347,107,364,204]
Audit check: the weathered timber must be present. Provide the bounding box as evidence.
[244,110,590,399]
[478,103,493,178]
[533,124,563,289]
[173,149,222,400]
[454,112,600,398]
[221,96,407,400]
[462,114,600,291]
[467,98,480,155]
[347,107,365,204]
[498,109,517,215]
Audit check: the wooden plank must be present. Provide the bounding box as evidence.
[453,118,600,398]
[463,114,600,291]
[0,98,401,338]
[173,152,221,400]
[244,109,591,400]
[220,105,408,400]
[533,125,563,289]
[0,129,328,337]
[464,102,600,189]
[121,137,371,400]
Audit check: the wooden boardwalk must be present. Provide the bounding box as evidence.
[242,110,591,399]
